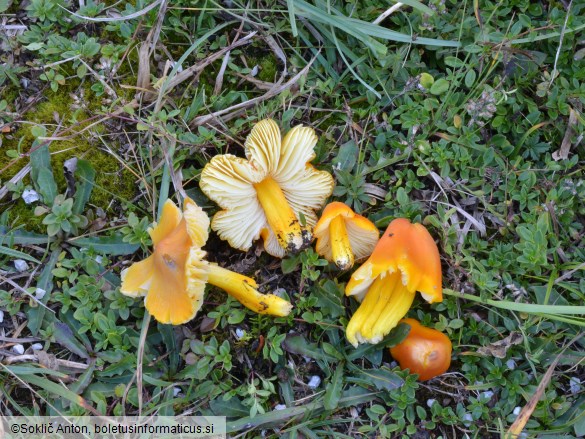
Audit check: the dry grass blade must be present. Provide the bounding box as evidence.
[190,55,317,127]
[136,0,168,99]
[506,332,584,438]
[552,107,579,161]
[136,312,151,416]
[61,0,164,22]
[166,32,257,91]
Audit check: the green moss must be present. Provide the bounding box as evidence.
[1,83,137,231]
[243,51,278,83]
[256,54,278,83]
[6,200,45,234]
[1,85,21,107]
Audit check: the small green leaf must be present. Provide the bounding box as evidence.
[430,78,450,95]
[333,140,359,172]
[67,235,139,255]
[0,245,41,264]
[282,334,338,362]
[77,64,87,78]
[465,69,476,88]
[27,250,59,336]
[72,160,96,215]
[30,143,51,194]
[444,56,465,68]
[281,255,300,274]
[354,368,404,391]
[324,365,344,410]
[313,280,344,318]
[53,321,90,358]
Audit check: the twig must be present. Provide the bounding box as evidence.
[190,54,317,127]
[372,2,404,25]
[549,0,573,90]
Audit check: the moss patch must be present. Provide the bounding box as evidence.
[1,84,137,231]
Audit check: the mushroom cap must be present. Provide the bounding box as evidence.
[120,197,210,325]
[345,218,442,303]
[390,318,452,381]
[314,202,379,263]
[199,119,334,257]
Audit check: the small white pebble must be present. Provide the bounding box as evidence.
[307,376,321,389]
[250,65,259,77]
[12,344,25,355]
[0,310,4,323]
[462,413,473,426]
[31,343,43,351]
[14,259,28,272]
[513,406,522,416]
[302,356,312,363]
[35,288,46,300]
[95,255,103,264]
[569,377,581,394]
[22,189,40,204]
[426,399,437,408]
[173,387,181,397]
[273,288,287,298]
[506,359,517,370]
[234,328,245,340]
[481,390,494,400]
[274,404,286,410]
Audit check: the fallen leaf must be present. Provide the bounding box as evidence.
[552,108,579,161]
[477,332,523,359]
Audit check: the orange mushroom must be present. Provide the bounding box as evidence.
[345,218,442,347]
[313,202,379,270]
[120,198,292,325]
[390,318,452,381]
[199,119,334,258]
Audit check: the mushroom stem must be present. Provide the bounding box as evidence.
[206,263,293,316]
[329,215,354,270]
[254,176,309,253]
[346,272,416,347]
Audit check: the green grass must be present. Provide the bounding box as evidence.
[1,0,584,437]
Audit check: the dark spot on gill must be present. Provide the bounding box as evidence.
[162,254,177,269]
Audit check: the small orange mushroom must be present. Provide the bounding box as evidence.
[390,318,452,381]
[313,202,379,270]
[120,198,292,325]
[345,218,442,347]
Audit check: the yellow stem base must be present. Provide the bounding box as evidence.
[330,215,354,270]
[254,176,310,253]
[206,264,293,316]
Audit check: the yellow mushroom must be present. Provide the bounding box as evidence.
[313,202,379,270]
[199,119,334,258]
[120,198,292,325]
[345,218,442,347]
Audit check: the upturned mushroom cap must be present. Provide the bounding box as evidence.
[314,202,379,269]
[344,219,443,347]
[200,119,334,258]
[346,218,442,303]
[120,198,210,325]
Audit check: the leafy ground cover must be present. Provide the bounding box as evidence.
[1,0,584,437]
